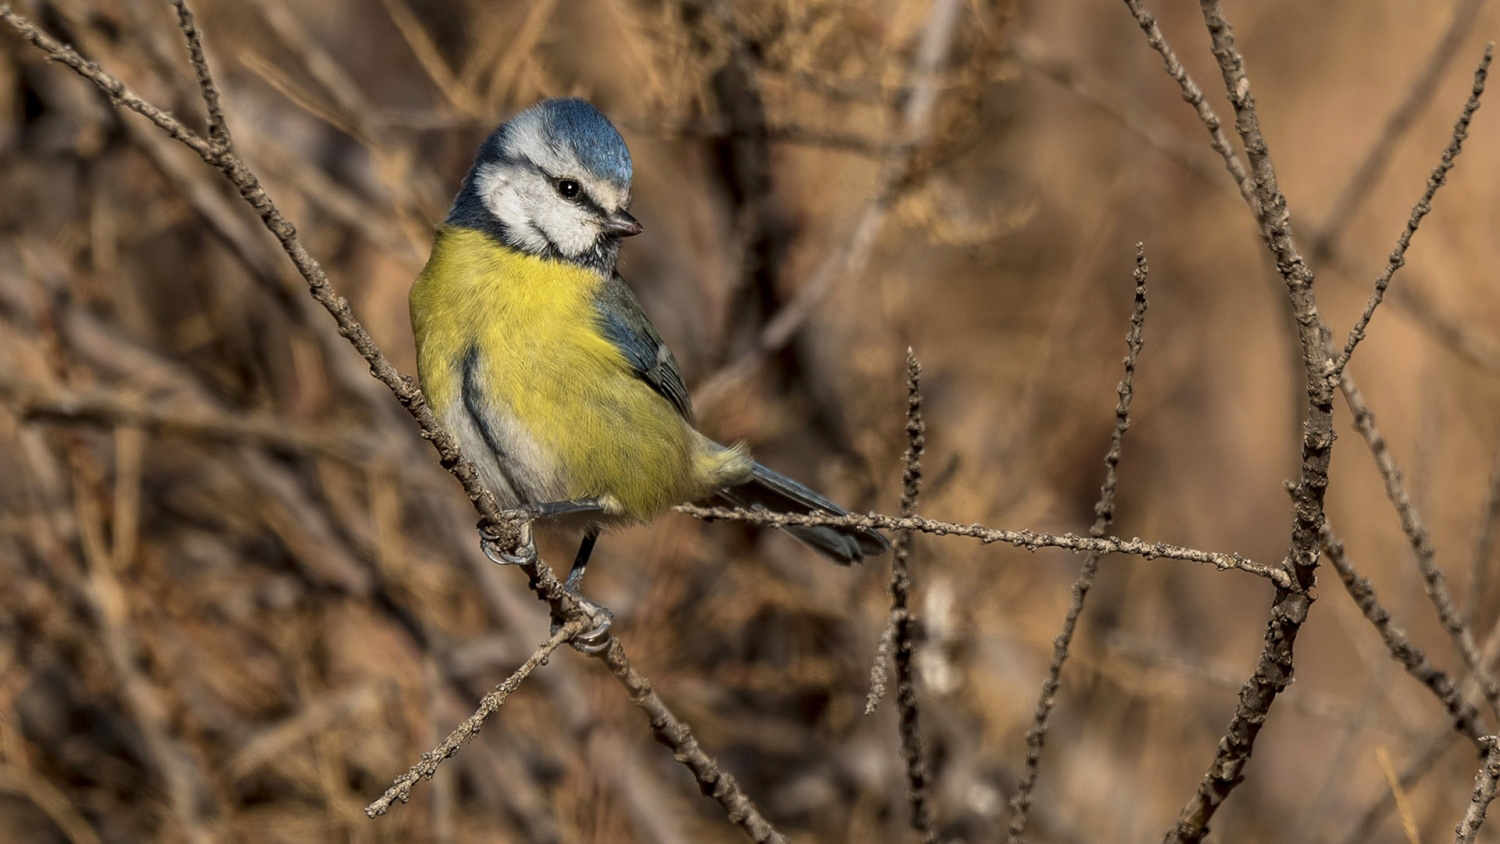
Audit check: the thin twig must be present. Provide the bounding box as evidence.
[1322,526,1487,746]
[1120,0,1258,217]
[1313,0,1487,254]
[1333,47,1491,375]
[1342,373,1500,720]
[1125,10,1499,836]
[594,637,788,844]
[882,349,937,843]
[674,505,1290,587]
[167,0,232,151]
[865,619,897,715]
[0,6,791,841]
[1007,245,1148,843]
[366,621,584,816]
[1456,737,1500,844]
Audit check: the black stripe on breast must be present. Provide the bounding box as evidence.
[461,345,528,501]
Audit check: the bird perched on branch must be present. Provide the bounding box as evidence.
[410,97,888,650]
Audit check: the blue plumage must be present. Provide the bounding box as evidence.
[470,98,630,186]
[445,98,634,264]
[539,98,632,187]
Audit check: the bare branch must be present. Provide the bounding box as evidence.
[1007,245,1148,843]
[594,637,788,844]
[1456,738,1500,844]
[675,505,1290,587]
[1342,374,1500,719]
[167,0,232,151]
[1119,0,1258,217]
[1023,31,1500,375]
[1334,47,1491,374]
[1125,2,1338,839]
[881,349,937,843]
[1322,526,1487,746]
[366,621,586,817]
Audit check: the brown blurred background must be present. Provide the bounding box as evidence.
[2,0,1500,841]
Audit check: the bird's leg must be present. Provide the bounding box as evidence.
[554,531,612,654]
[478,501,614,653]
[565,531,598,594]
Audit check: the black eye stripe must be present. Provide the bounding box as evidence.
[554,179,610,217]
[508,153,615,217]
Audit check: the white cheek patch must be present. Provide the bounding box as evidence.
[477,162,549,254]
[480,160,602,260]
[531,193,600,258]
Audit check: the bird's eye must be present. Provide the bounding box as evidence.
[556,179,581,200]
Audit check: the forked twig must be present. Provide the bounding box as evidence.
[1007,245,1148,843]
[1120,0,1258,217]
[366,620,586,816]
[1125,2,1337,840]
[167,0,231,151]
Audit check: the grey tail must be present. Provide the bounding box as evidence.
[710,463,890,565]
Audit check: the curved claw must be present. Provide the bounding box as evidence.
[479,523,536,566]
[569,616,613,655]
[554,600,614,655]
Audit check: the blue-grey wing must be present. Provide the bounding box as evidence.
[594,274,695,423]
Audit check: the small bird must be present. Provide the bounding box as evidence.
[410,98,889,648]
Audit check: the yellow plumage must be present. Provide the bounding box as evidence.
[410,226,749,523]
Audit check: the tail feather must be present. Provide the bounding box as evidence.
[711,463,890,565]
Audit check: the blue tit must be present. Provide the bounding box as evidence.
[410,97,889,627]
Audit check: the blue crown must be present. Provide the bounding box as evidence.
[538,98,632,187]
[474,97,632,188]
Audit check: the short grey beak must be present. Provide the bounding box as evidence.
[604,209,643,237]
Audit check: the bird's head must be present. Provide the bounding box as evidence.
[447,97,641,271]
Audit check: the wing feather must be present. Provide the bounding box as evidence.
[594,275,695,423]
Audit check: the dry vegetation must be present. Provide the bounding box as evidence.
[3,0,1500,842]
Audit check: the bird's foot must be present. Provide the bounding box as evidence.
[553,598,614,655]
[478,520,536,566]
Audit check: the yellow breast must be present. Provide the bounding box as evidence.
[409,227,708,519]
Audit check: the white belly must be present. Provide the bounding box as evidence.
[443,396,564,509]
